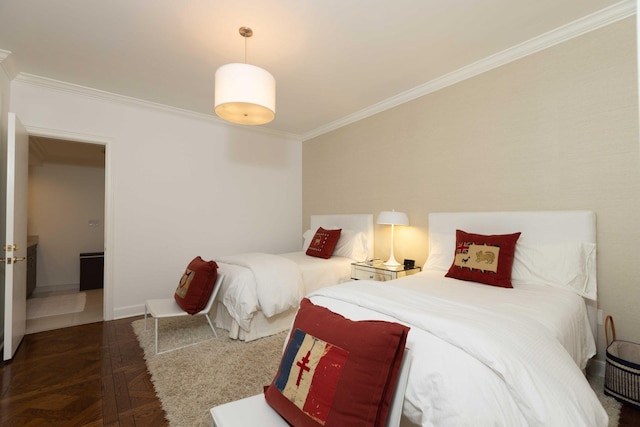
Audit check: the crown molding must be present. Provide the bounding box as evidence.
[24,123,114,144]
[0,49,18,81]
[13,73,302,141]
[8,1,635,143]
[302,0,636,141]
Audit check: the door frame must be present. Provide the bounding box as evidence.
[25,125,114,321]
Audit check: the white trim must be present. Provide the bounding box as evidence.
[302,0,637,141]
[25,125,112,145]
[0,49,16,81]
[32,283,79,296]
[23,125,115,321]
[103,140,114,321]
[113,303,146,320]
[13,73,301,141]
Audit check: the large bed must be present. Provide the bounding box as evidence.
[302,211,607,426]
[212,214,374,342]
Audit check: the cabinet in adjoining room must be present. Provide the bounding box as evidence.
[27,236,38,298]
[79,252,104,291]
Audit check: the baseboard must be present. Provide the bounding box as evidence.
[32,283,79,296]
[113,303,146,320]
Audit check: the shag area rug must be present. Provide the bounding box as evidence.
[589,374,621,427]
[26,292,86,319]
[133,318,622,427]
[132,317,285,427]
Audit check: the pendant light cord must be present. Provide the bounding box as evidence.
[239,26,253,65]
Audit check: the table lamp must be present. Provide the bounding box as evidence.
[377,210,409,267]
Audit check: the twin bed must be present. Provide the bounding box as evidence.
[212,214,374,341]
[213,210,608,426]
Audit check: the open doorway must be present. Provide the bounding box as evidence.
[25,136,105,333]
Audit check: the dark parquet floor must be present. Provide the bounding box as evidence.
[1,317,639,426]
[0,317,167,426]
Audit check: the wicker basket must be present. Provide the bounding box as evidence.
[604,315,640,409]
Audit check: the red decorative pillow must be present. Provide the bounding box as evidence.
[174,256,219,314]
[445,230,521,288]
[264,298,409,427]
[305,227,342,259]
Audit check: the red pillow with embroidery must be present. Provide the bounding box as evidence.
[445,230,521,288]
[305,227,342,259]
[174,256,218,314]
[264,298,409,427]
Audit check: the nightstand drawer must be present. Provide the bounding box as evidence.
[352,267,394,281]
[351,262,421,281]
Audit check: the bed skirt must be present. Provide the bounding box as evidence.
[212,301,296,342]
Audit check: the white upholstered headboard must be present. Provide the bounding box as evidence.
[427,210,598,338]
[310,214,374,260]
[428,211,596,245]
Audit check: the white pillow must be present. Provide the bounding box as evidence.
[511,241,597,300]
[302,228,315,251]
[423,232,455,271]
[302,228,368,262]
[424,233,598,300]
[333,230,368,261]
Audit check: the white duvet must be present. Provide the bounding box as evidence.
[216,252,352,333]
[217,253,303,320]
[308,272,608,427]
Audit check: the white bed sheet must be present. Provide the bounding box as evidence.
[307,272,605,427]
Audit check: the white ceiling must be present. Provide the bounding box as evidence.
[0,0,629,139]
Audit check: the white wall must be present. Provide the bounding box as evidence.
[28,163,105,290]
[10,80,302,319]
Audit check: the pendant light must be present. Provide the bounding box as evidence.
[214,27,276,125]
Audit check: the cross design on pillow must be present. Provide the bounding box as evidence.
[456,242,470,254]
[295,350,312,386]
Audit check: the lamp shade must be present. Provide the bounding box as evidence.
[214,63,276,125]
[377,211,409,226]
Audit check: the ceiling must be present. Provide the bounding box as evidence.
[0,0,628,139]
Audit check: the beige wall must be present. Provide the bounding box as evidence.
[303,17,639,358]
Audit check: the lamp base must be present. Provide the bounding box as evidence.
[384,223,401,267]
[383,257,401,267]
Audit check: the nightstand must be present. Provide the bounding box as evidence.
[351,261,421,282]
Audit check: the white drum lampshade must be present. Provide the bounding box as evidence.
[214,63,276,125]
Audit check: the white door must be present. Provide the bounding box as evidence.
[2,113,28,360]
